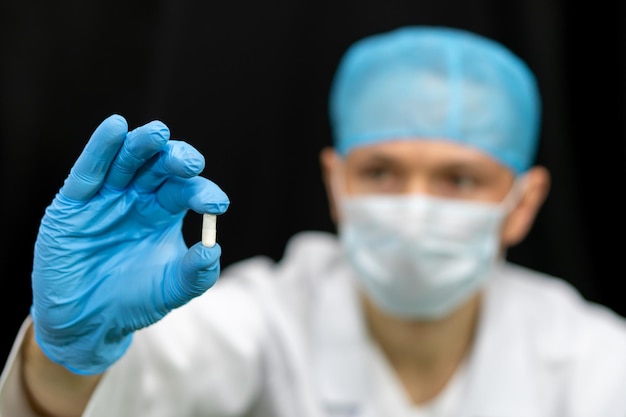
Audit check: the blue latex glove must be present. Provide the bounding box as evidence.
[31,114,230,375]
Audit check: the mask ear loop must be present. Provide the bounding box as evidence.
[500,173,528,213]
[496,174,529,263]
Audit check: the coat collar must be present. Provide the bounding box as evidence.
[312,261,543,417]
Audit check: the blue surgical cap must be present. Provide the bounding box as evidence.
[328,26,541,174]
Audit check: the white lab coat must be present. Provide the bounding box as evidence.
[2,230,626,417]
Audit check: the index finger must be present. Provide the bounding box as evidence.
[60,114,129,202]
[102,120,170,191]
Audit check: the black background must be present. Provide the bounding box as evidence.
[2,0,625,364]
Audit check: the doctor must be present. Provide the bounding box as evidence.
[2,26,626,417]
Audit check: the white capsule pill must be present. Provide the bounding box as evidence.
[202,213,217,247]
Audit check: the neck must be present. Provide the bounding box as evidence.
[361,292,482,405]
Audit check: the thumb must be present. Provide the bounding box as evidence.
[165,242,222,309]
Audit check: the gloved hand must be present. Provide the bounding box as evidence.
[30,114,230,375]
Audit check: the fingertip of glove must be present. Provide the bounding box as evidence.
[171,141,206,176]
[145,121,171,146]
[91,115,129,145]
[198,184,230,214]
[188,241,222,271]
[125,120,170,149]
[184,242,222,288]
[214,200,230,214]
[194,240,222,258]
[104,114,129,131]
[149,120,170,137]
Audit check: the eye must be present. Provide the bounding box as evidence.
[436,171,482,197]
[360,165,392,181]
[450,173,478,189]
[351,163,402,193]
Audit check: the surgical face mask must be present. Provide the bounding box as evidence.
[337,181,522,320]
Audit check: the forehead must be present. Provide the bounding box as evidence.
[345,138,513,174]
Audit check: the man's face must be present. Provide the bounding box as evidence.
[321,136,549,256]
[339,138,515,203]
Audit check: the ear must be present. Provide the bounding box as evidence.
[501,166,551,247]
[319,147,342,225]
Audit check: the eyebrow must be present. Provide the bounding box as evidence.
[358,151,491,168]
[437,160,490,171]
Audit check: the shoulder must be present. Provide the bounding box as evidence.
[489,262,626,355]
[472,264,626,413]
